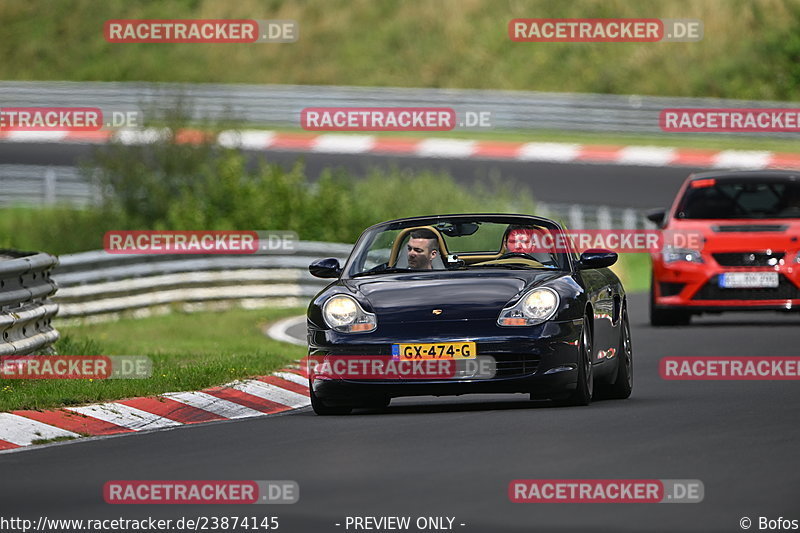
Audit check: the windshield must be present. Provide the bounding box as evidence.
[675,179,800,220]
[346,217,571,276]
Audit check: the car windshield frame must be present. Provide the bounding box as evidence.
[342,214,574,278]
[674,177,800,220]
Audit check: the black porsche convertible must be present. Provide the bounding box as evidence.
[306,214,633,414]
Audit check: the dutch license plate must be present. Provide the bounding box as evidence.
[719,272,779,289]
[392,342,476,361]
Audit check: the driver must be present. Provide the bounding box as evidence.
[406,229,440,269]
[503,225,536,254]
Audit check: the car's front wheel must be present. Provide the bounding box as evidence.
[600,304,633,400]
[553,315,593,406]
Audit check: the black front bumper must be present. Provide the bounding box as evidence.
[308,318,583,403]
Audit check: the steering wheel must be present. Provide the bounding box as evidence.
[498,252,536,260]
[365,262,389,273]
[497,252,559,268]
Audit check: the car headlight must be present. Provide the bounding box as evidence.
[662,246,704,264]
[497,287,560,327]
[322,295,377,333]
[795,251,800,264]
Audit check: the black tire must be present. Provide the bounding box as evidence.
[309,381,352,415]
[554,315,593,406]
[604,305,633,400]
[650,276,691,326]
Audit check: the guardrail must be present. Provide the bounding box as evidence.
[0,251,60,355]
[537,202,654,231]
[1,80,797,137]
[0,165,96,207]
[52,241,352,320]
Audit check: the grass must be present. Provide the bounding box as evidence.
[31,435,83,445]
[0,307,306,412]
[1,0,799,100]
[612,253,652,294]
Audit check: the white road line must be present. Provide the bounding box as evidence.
[5,131,68,142]
[232,380,310,409]
[0,413,80,446]
[616,146,677,167]
[517,142,581,162]
[266,315,307,346]
[115,128,169,145]
[66,403,181,431]
[218,130,276,150]
[712,150,772,169]
[312,134,375,153]
[163,391,265,419]
[415,139,476,158]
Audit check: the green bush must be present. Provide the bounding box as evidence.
[0,128,537,253]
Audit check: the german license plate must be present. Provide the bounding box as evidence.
[392,342,476,361]
[719,272,779,288]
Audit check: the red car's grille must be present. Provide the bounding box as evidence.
[659,282,686,297]
[712,252,785,267]
[692,274,800,301]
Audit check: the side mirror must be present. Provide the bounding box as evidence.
[309,258,342,279]
[646,209,667,227]
[578,249,618,270]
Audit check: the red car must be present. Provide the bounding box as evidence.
[648,170,800,326]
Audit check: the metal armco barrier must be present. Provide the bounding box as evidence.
[52,241,353,319]
[1,80,797,137]
[0,165,96,207]
[0,251,60,355]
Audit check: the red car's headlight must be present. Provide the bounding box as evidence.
[662,246,704,264]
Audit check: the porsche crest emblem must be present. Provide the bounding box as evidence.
[432,309,443,315]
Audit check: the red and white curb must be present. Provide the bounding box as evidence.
[1,128,799,170]
[0,369,309,452]
[0,317,311,452]
[0,372,310,450]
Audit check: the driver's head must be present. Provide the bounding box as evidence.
[407,229,439,269]
[503,225,535,253]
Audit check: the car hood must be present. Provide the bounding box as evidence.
[346,270,564,323]
[667,219,800,253]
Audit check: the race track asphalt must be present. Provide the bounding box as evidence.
[1,293,798,533]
